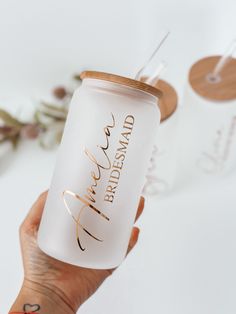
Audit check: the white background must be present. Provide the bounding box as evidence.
[0,0,236,313]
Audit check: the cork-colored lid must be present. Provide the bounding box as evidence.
[140,77,178,122]
[153,79,178,122]
[189,56,236,101]
[80,71,162,99]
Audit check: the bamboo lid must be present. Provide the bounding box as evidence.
[140,77,178,122]
[80,71,162,99]
[153,79,178,122]
[189,56,236,101]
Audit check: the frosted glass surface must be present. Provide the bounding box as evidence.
[38,79,160,269]
[144,110,179,196]
[178,83,236,181]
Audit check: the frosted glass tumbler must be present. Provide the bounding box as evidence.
[143,79,178,196]
[38,71,161,269]
[179,56,236,179]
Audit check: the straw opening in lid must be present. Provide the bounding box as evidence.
[189,56,236,101]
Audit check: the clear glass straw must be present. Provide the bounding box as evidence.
[135,30,170,82]
[208,39,236,83]
[145,60,168,86]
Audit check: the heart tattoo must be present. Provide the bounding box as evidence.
[23,303,41,313]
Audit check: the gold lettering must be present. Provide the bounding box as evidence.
[124,115,135,126]
[104,194,114,203]
[121,131,131,141]
[106,185,116,194]
[115,152,125,161]
[104,115,135,205]
[63,113,115,251]
[63,190,109,251]
[113,160,123,170]
[110,169,120,180]
[117,140,128,153]
[108,178,119,184]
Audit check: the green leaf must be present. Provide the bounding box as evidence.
[0,134,20,149]
[55,130,63,144]
[0,109,23,127]
[40,111,66,121]
[0,136,8,143]
[34,110,49,127]
[38,103,68,121]
[73,74,82,81]
[9,135,20,149]
[41,102,68,114]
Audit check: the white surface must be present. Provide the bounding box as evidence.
[0,0,236,313]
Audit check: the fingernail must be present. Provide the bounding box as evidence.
[140,195,145,204]
[133,227,140,241]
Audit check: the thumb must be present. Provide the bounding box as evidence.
[126,227,140,255]
[20,191,48,235]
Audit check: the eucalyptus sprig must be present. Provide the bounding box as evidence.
[0,74,82,150]
[0,109,29,148]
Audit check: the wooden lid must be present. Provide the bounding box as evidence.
[140,77,178,122]
[189,56,236,101]
[80,71,162,99]
[153,79,178,122]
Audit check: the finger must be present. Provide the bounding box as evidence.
[20,191,48,233]
[107,200,143,274]
[134,196,145,223]
[106,227,140,275]
[126,227,140,255]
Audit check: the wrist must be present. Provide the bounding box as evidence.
[9,279,76,314]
